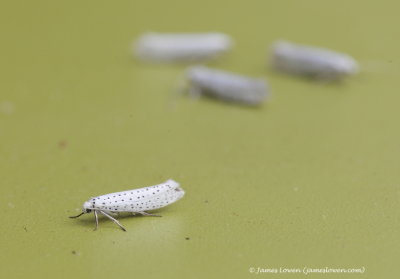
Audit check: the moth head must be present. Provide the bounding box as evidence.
[69,201,92,219]
[83,201,93,213]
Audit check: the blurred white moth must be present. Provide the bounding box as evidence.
[186,66,268,105]
[270,40,359,80]
[70,179,184,231]
[134,32,232,62]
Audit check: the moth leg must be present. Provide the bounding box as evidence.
[99,210,126,231]
[188,85,202,100]
[314,67,338,82]
[175,75,189,96]
[106,211,118,216]
[94,210,99,231]
[138,211,162,217]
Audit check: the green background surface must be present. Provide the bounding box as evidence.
[1,0,399,278]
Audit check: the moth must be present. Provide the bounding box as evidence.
[70,179,184,231]
[270,40,359,80]
[186,66,268,105]
[134,32,232,62]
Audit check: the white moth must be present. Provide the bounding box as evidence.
[270,40,359,80]
[134,32,232,62]
[70,179,184,231]
[186,66,268,105]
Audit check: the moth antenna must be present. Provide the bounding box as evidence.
[69,212,85,218]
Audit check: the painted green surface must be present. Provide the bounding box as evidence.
[1,0,399,278]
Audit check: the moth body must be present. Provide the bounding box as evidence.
[70,179,184,231]
[186,66,268,105]
[270,40,358,80]
[134,32,232,62]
